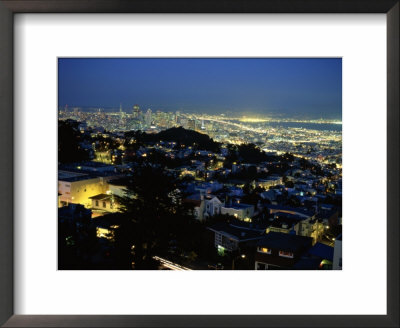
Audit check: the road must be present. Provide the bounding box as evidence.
[153,256,192,271]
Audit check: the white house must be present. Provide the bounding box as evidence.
[204,196,224,218]
[221,203,254,220]
[332,234,342,270]
[257,176,283,189]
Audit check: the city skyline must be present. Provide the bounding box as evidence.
[58,58,342,120]
[58,58,342,271]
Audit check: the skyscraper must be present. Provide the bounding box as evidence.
[119,103,126,118]
[133,105,140,118]
[188,119,196,130]
[145,108,152,126]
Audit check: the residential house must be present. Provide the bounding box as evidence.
[184,193,205,221]
[221,203,255,221]
[266,209,324,245]
[89,193,120,217]
[255,232,313,270]
[256,175,283,189]
[207,222,264,255]
[204,195,224,218]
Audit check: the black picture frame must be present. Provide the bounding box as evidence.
[0,1,398,327]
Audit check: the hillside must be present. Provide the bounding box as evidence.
[127,127,220,152]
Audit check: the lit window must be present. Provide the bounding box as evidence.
[279,251,294,258]
[258,247,271,254]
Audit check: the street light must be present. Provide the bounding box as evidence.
[232,253,246,270]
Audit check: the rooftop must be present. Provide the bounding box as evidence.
[257,232,313,252]
[58,170,93,182]
[267,204,315,217]
[62,161,115,169]
[223,203,253,210]
[59,161,119,178]
[273,212,309,222]
[208,222,263,241]
[89,194,112,201]
[308,242,334,261]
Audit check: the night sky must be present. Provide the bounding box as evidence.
[58,58,342,119]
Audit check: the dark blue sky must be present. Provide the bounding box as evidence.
[58,58,342,119]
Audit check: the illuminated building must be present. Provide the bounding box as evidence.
[58,171,108,207]
[203,195,224,218]
[256,176,283,189]
[132,104,140,118]
[119,103,126,118]
[265,206,323,244]
[89,193,119,216]
[180,118,188,128]
[58,162,121,207]
[145,108,152,126]
[188,119,196,130]
[266,218,299,235]
[175,111,180,122]
[220,203,254,220]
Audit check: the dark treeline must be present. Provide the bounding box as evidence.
[58,119,91,163]
[125,127,220,152]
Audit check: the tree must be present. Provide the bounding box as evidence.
[284,180,295,188]
[115,165,198,269]
[223,144,239,167]
[129,127,221,152]
[241,193,261,206]
[237,143,267,163]
[58,205,98,269]
[242,182,253,195]
[58,119,90,163]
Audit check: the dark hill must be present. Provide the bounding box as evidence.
[127,127,220,152]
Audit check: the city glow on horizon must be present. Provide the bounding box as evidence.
[239,117,271,123]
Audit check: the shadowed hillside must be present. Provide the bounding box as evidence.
[126,127,221,152]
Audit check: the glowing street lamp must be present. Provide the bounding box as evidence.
[232,253,246,270]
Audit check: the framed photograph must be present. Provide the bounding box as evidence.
[0,1,398,327]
